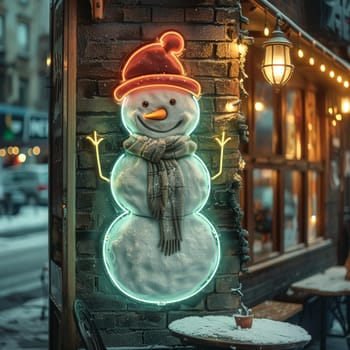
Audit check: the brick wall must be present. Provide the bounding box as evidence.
[75,0,249,347]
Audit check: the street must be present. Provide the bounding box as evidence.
[0,206,48,349]
[0,229,48,309]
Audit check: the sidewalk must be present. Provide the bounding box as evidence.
[0,297,48,350]
[0,205,48,237]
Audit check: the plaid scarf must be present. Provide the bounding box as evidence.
[123,134,197,256]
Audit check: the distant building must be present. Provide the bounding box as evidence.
[0,0,50,166]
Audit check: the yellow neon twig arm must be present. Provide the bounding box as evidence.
[211,131,231,181]
[86,130,110,183]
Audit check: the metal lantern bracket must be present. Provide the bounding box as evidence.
[89,0,104,21]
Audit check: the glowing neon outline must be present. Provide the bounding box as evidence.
[114,31,201,102]
[86,131,110,183]
[211,131,232,180]
[102,212,221,305]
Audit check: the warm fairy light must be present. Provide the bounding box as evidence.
[27,148,33,156]
[337,75,343,83]
[0,148,6,157]
[33,146,41,155]
[320,64,326,72]
[332,120,337,127]
[7,146,13,155]
[264,26,270,37]
[328,107,334,115]
[12,146,19,155]
[344,81,350,88]
[254,101,265,111]
[329,70,335,78]
[309,57,315,66]
[310,215,317,224]
[46,55,51,67]
[335,113,342,121]
[18,153,26,163]
[297,48,304,58]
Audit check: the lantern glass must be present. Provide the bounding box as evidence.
[261,15,294,88]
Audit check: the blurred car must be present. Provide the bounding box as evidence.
[0,172,26,215]
[4,164,48,206]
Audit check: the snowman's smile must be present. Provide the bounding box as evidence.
[137,115,183,133]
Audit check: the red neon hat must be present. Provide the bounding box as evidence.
[114,31,201,102]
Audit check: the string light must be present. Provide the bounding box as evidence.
[309,57,315,66]
[297,48,304,58]
[329,70,335,78]
[332,120,337,127]
[344,81,349,88]
[337,75,343,83]
[320,64,326,72]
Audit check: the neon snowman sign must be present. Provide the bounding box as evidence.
[88,31,221,305]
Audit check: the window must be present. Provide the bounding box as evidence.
[0,15,4,50]
[17,21,30,57]
[244,47,325,264]
[19,78,29,106]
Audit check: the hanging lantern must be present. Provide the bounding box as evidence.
[261,14,294,89]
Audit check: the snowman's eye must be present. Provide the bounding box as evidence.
[169,98,176,106]
[142,101,149,108]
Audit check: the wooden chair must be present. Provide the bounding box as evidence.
[73,298,106,350]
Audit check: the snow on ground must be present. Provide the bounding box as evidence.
[0,206,48,236]
[0,297,48,349]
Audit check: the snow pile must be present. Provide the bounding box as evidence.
[169,316,311,345]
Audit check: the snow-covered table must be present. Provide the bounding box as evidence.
[169,315,310,349]
[291,266,350,350]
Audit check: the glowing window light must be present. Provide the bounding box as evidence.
[18,153,26,163]
[32,146,41,155]
[329,70,335,78]
[337,75,343,83]
[344,81,349,88]
[297,48,304,58]
[254,101,265,111]
[0,148,6,157]
[320,64,326,72]
[309,57,315,66]
[341,98,350,113]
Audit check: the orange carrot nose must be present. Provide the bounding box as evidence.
[143,108,167,120]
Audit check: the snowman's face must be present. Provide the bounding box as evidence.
[121,87,200,138]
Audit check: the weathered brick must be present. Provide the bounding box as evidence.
[219,256,241,274]
[112,311,167,329]
[103,330,144,347]
[215,275,240,293]
[78,23,141,41]
[98,80,120,97]
[76,169,98,188]
[82,293,128,311]
[198,78,215,95]
[229,59,240,78]
[77,150,96,169]
[76,96,119,113]
[152,7,184,22]
[186,60,228,77]
[76,211,96,230]
[216,42,239,59]
[142,24,226,41]
[185,7,215,22]
[206,293,240,310]
[215,78,240,95]
[123,7,151,22]
[76,237,99,255]
[143,329,181,345]
[215,8,239,24]
[185,42,214,58]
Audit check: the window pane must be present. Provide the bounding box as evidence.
[17,21,29,55]
[306,90,320,161]
[284,171,301,249]
[253,169,276,261]
[307,171,319,243]
[285,88,303,159]
[254,80,274,156]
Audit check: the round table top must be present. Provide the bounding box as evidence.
[169,315,311,349]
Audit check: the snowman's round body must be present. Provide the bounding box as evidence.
[103,87,220,304]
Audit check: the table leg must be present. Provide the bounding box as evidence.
[320,296,328,350]
[346,296,350,350]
